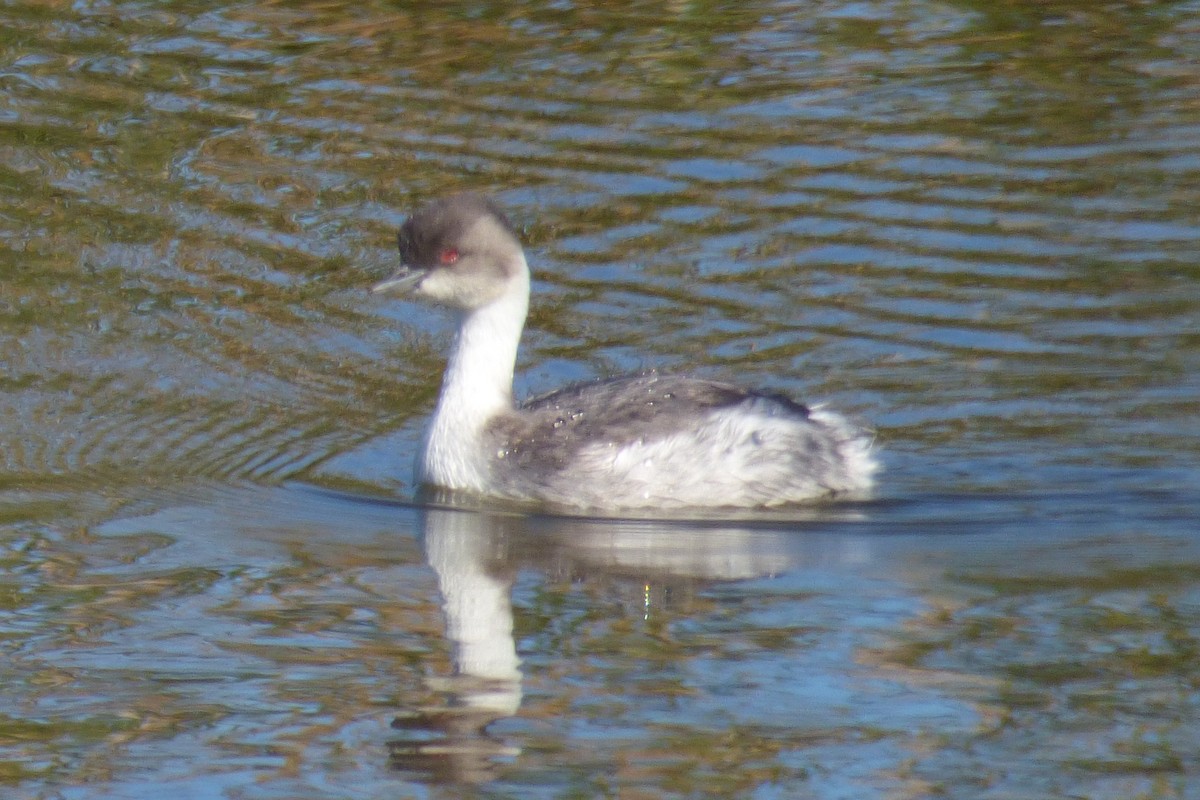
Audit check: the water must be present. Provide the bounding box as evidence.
[2,1,1199,797]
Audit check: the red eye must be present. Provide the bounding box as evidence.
[439,248,460,265]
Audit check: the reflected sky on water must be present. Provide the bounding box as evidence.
[1,0,1199,797]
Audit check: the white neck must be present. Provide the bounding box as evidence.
[418,264,529,490]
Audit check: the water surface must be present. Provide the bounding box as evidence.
[2,1,1199,798]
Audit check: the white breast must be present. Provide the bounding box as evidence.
[541,404,876,510]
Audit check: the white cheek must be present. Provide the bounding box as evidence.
[421,267,506,308]
[417,270,458,302]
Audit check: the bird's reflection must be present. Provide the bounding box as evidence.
[389,498,873,784]
[388,507,523,784]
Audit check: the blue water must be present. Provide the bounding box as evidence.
[2,0,1199,797]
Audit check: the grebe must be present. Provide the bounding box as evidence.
[373,193,877,510]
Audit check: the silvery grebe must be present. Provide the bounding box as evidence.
[373,193,877,510]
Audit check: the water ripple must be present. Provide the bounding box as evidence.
[0,0,1196,500]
